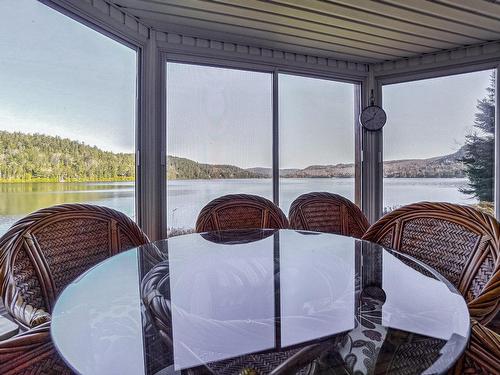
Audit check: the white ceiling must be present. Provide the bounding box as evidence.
[109,0,500,63]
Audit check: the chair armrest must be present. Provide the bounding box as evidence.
[467,269,500,326]
[454,320,500,374]
[0,322,72,374]
[0,321,50,348]
[0,322,53,373]
[468,320,500,372]
[5,296,51,329]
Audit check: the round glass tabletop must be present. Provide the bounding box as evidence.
[51,229,470,375]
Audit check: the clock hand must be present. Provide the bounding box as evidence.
[365,113,376,122]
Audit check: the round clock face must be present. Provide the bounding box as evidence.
[360,105,387,131]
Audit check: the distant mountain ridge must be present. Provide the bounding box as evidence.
[384,147,465,178]
[241,147,465,179]
[246,167,299,177]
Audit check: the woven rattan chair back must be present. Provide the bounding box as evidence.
[195,194,289,232]
[362,202,500,325]
[0,204,149,328]
[288,192,369,238]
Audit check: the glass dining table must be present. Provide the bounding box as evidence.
[51,229,470,375]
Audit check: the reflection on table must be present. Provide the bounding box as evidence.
[52,229,470,375]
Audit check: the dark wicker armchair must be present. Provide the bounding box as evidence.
[0,204,149,374]
[288,192,369,238]
[195,194,289,232]
[362,202,500,327]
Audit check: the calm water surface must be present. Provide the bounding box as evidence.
[0,178,475,235]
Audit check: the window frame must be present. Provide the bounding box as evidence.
[35,0,500,238]
[375,63,500,218]
[0,0,143,231]
[162,54,363,237]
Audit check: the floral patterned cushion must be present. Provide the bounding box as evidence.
[337,293,387,374]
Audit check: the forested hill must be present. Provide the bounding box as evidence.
[0,131,134,181]
[167,155,263,179]
[0,131,262,181]
[0,131,465,181]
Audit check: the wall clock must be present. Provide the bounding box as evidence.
[360,104,387,131]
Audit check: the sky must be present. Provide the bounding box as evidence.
[384,70,493,160]
[167,63,355,169]
[167,63,273,169]
[279,74,355,168]
[0,0,494,168]
[0,0,137,153]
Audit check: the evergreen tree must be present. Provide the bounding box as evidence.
[460,74,495,202]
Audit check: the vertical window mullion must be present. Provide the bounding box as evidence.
[495,65,500,218]
[160,53,168,239]
[354,84,362,208]
[273,70,280,206]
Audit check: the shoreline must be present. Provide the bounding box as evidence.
[0,176,470,184]
[0,177,135,183]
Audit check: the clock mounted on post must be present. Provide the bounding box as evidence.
[360,92,387,131]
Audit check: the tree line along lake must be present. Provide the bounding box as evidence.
[0,130,483,235]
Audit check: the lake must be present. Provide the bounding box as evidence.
[0,178,475,235]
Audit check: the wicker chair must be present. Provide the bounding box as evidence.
[453,319,500,374]
[195,194,289,232]
[362,202,500,326]
[0,204,149,374]
[288,192,369,238]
